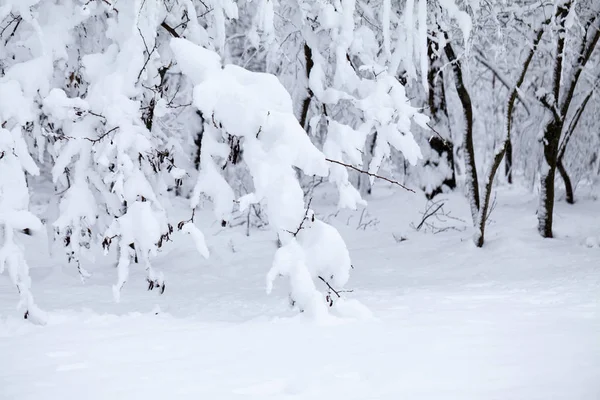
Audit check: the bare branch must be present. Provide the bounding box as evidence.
[415,202,444,231]
[3,15,22,45]
[317,276,353,298]
[558,86,596,159]
[161,21,180,38]
[325,158,415,193]
[474,52,531,115]
[137,26,158,82]
[84,126,119,144]
[426,123,450,144]
[285,198,313,237]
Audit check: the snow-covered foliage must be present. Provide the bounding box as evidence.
[2,0,599,321]
[0,0,238,317]
[170,38,354,315]
[3,0,404,319]
[0,124,46,324]
[252,0,476,209]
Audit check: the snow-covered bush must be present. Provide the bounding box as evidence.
[0,0,373,319]
[0,120,46,324]
[251,0,434,208]
[0,0,229,319]
[170,38,354,315]
[10,0,574,319]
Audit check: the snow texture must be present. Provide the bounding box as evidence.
[1,187,599,399]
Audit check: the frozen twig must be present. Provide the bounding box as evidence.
[426,123,450,145]
[356,208,379,230]
[325,158,415,193]
[84,126,119,144]
[318,276,353,298]
[2,15,22,45]
[161,21,180,38]
[415,202,444,231]
[411,199,466,234]
[286,198,312,237]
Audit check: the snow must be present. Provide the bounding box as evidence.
[403,0,416,80]
[170,38,351,314]
[1,1,599,397]
[1,186,599,399]
[438,0,473,45]
[0,81,34,124]
[382,0,391,58]
[296,210,352,289]
[323,120,368,209]
[180,222,210,259]
[170,38,222,84]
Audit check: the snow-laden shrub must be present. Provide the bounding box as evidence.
[171,38,354,315]
[2,0,466,321]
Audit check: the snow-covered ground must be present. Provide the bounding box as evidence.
[1,185,599,399]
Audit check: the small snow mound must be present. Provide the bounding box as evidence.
[584,236,599,248]
[331,298,374,321]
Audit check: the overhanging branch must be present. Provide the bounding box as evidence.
[325,158,415,193]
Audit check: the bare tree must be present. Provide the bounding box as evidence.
[537,8,600,237]
[444,38,480,224]
[474,18,548,247]
[557,86,596,204]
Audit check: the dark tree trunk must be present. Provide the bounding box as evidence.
[505,140,513,184]
[474,20,546,247]
[538,120,563,238]
[555,88,595,205]
[299,43,314,130]
[557,159,574,204]
[444,40,479,224]
[537,3,569,238]
[194,111,204,170]
[535,2,594,237]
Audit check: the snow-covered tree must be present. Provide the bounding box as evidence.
[5,0,598,323]
[3,0,425,320]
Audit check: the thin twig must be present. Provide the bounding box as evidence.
[285,198,312,236]
[426,123,450,144]
[474,51,532,115]
[83,126,119,143]
[86,111,107,120]
[161,21,180,38]
[325,158,415,193]
[137,26,157,82]
[3,15,22,45]
[177,209,195,230]
[318,276,342,298]
[416,203,444,230]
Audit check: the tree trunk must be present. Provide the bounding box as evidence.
[555,88,595,205]
[505,140,513,184]
[444,40,479,224]
[537,2,572,238]
[536,1,594,236]
[194,111,204,170]
[538,121,562,238]
[474,21,546,247]
[299,43,314,130]
[557,159,574,204]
